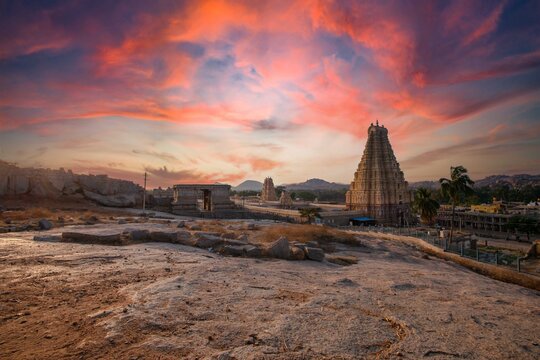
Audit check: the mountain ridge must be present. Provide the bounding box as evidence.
[235,174,540,192]
[409,174,540,190]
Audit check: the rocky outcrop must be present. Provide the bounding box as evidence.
[304,247,325,262]
[264,236,290,259]
[61,232,124,245]
[194,232,223,249]
[82,190,138,207]
[290,246,306,260]
[0,161,142,207]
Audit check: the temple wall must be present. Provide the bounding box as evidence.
[172,184,234,212]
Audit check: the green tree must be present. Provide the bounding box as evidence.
[412,187,440,225]
[299,207,321,224]
[439,166,475,244]
[295,191,317,201]
[275,186,286,198]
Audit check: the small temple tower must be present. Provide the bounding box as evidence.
[279,191,293,208]
[261,177,277,201]
[346,121,411,225]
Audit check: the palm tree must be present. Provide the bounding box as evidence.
[439,166,475,244]
[299,207,321,224]
[413,187,440,225]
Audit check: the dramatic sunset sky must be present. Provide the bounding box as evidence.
[1,0,539,188]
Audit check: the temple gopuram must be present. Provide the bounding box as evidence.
[346,121,412,225]
[261,177,277,201]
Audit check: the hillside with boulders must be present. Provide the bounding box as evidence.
[0,161,142,207]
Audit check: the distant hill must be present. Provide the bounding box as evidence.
[473,174,540,188]
[409,174,540,190]
[283,178,348,191]
[409,181,439,190]
[235,174,540,193]
[232,180,263,192]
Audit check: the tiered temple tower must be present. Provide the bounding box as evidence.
[346,122,411,225]
[279,191,293,208]
[261,177,277,201]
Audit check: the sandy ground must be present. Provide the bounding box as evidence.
[475,236,532,252]
[0,223,539,359]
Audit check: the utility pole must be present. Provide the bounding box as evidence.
[142,172,147,215]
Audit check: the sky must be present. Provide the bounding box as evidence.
[1,0,539,188]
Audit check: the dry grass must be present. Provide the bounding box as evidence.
[255,224,359,246]
[0,206,133,227]
[0,208,55,221]
[197,220,228,232]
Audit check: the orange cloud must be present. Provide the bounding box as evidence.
[225,155,283,173]
[247,157,283,172]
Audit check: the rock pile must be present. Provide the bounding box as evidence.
[57,222,327,262]
[38,219,53,230]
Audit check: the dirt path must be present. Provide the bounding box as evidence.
[0,226,539,359]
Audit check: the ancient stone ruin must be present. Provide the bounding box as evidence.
[171,184,235,215]
[346,122,412,225]
[260,177,277,201]
[279,191,293,208]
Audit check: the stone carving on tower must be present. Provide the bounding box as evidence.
[346,121,412,225]
[261,177,277,201]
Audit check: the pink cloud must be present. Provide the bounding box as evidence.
[463,2,506,46]
[145,165,246,187]
[1,0,539,182]
[225,155,283,173]
[311,1,414,82]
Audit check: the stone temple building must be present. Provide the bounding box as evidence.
[279,191,293,208]
[261,177,277,201]
[346,121,411,225]
[172,184,234,214]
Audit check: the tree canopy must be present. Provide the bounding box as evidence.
[413,187,440,225]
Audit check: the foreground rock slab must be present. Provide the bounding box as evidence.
[0,227,539,359]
